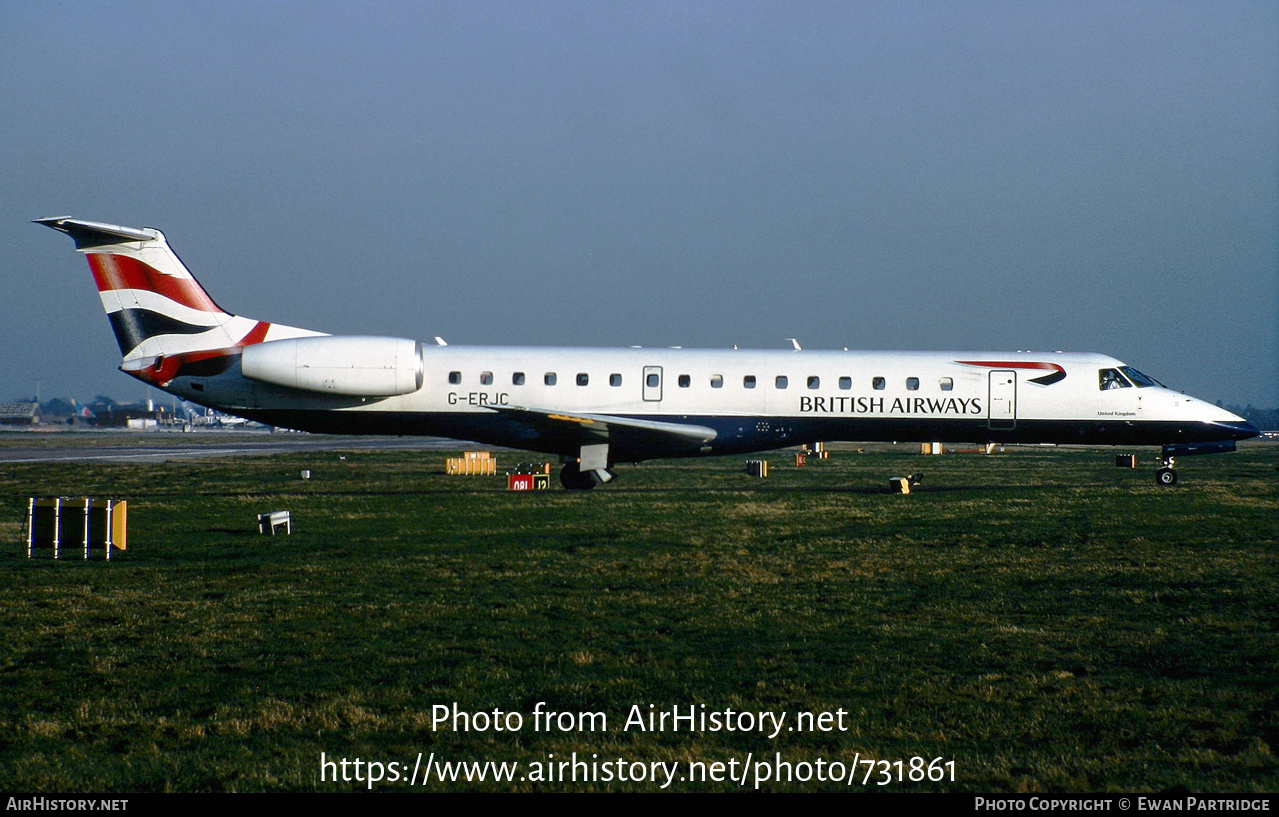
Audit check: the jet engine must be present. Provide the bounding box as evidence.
[240,336,424,397]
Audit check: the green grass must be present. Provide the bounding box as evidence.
[0,439,1275,792]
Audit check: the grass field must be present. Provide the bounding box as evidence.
[0,438,1275,792]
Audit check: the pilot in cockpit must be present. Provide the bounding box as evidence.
[1099,369,1129,390]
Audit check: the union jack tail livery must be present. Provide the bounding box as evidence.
[36,217,317,387]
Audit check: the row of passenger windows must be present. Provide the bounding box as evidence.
[448,371,955,391]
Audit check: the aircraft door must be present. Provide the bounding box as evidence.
[642,366,663,402]
[988,370,1016,430]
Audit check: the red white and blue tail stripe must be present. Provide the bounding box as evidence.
[37,217,319,386]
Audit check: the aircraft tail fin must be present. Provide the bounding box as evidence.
[37,217,316,386]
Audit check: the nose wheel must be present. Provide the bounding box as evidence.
[1155,456,1177,486]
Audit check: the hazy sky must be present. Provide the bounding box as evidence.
[4,1,1276,407]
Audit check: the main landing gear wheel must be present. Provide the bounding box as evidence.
[560,463,596,491]
[559,463,616,491]
[1156,467,1177,486]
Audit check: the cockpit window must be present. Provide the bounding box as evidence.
[1099,369,1131,390]
[1120,366,1162,388]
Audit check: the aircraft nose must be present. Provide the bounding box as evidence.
[1212,420,1260,441]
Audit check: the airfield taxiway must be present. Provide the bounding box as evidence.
[0,432,481,464]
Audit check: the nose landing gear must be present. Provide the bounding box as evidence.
[1153,440,1240,486]
[1155,447,1178,485]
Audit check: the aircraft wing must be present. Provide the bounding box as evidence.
[485,404,717,455]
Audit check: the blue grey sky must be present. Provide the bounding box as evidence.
[4,1,1276,407]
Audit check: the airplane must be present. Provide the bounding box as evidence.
[38,216,1259,489]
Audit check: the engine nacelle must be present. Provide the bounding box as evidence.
[241,336,424,397]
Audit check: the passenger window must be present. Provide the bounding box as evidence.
[906,377,919,391]
[577,373,589,386]
[776,376,788,389]
[807,376,820,390]
[940,377,953,391]
[873,377,886,390]
[839,377,852,390]
[1099,369,1131,390]
[744,375,756,389]
[678,374,691,388]
[609,373,622,387]
[513,372,525,386]
[480,371,493,386]
[448,371,461,385]
[544,373,557,386]
[711,375,723,389]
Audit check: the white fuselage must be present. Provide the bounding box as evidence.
[170,344,1253,461]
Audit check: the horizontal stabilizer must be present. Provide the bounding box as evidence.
[35,217,162,249]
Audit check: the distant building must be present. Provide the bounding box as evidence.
[0,402,40,425]
[93,403,172,428]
